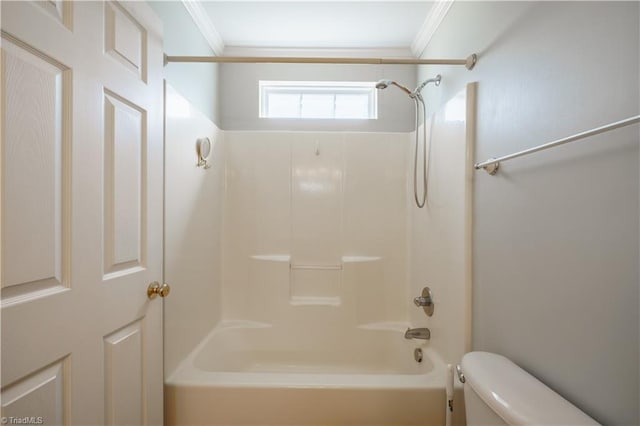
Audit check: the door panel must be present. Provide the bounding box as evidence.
[104,320,144,426]
[1,34,70,300]
[104,1,146,81]
[36,0,72,30]
[1,358,68,425]
[1,2,164,425]
[103,89,146,277]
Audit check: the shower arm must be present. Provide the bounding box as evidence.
[391,81,414,96]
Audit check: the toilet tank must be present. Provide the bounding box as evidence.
[461,352,600,425]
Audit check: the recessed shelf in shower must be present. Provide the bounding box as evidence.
[248,254,384,306]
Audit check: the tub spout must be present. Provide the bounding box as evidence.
[404,327,430,340]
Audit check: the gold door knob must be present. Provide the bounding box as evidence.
[147,281,171,299]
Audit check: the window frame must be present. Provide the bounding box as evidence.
[259,80,378,120]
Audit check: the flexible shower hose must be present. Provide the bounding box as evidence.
[412,96,431,208]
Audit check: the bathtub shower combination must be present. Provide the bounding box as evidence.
[164,82,476,425]
[167,322,448,425]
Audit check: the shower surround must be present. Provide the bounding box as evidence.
[164,85,475,425]
[222,131,409,325]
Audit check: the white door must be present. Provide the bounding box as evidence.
[1,1,164,425]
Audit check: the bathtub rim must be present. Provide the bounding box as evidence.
[166,320,449,390]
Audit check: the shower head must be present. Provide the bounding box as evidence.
[375,79,413,96]
[414,75,442,95]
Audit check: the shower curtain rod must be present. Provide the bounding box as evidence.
[163,53,478,69]
[475,115,640,175]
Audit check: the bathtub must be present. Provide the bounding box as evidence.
[165,321,450,425]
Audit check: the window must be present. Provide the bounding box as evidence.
[259,81,377,120]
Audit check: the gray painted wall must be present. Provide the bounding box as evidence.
[418,2,639,424]
[148,1,221,125]
[220,63,416,132]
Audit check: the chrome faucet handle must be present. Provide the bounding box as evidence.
[414,287,434,317]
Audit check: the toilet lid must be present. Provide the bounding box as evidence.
[461,352,600,425]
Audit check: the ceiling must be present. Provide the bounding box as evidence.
[193,1,440,55]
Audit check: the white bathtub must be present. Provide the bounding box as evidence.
[165,321,450,425]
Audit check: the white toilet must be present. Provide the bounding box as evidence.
[461,352,600,425]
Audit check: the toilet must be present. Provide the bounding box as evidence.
[461,352,600,425]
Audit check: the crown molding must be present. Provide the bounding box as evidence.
[181,0,224,56]
[180,0,448,60]
[223,46,415,59]
[411,0,454,58]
